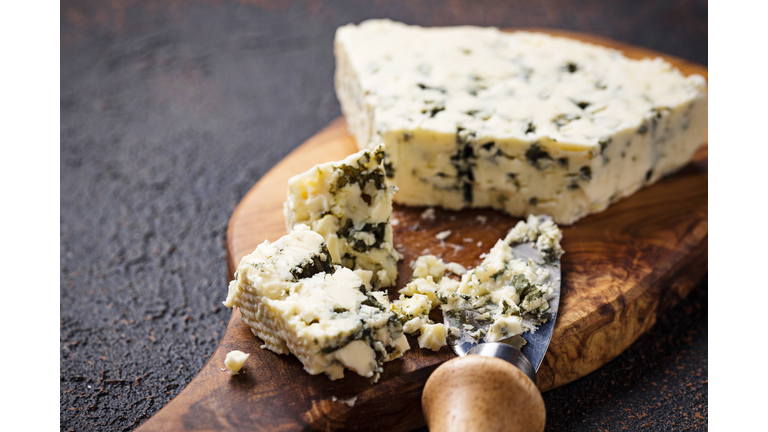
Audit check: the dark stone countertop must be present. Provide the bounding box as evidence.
[60,1,707,430]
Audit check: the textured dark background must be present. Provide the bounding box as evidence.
[60,1,708,430]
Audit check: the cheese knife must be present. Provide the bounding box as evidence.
[421,240,562,432]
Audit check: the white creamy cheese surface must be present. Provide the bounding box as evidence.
[400,215,563,344]
[335,19,708,224]
[284,146,401,287]
[223,225,409,382]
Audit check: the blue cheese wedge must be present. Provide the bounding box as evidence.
[335,20,708,224]
[285,146,401,287]
[223,225,409,381]
[402,215,563,342]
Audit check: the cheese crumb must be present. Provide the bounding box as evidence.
[418,323,447,351]
[332,396,358,407]
[420,207,436,220]
[476,216,487,224]
[224,350,250,375]
[403,316,424,334]
[410,254,445,280]
[444,262,467,276]
[435,230,452,241]
[487,315,525,341]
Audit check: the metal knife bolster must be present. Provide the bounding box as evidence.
[467,343,537,384]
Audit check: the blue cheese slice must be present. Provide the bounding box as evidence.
[223,225,409,381]
[402,215,563,342]
[285,146,401,287]
[335,19,708,224]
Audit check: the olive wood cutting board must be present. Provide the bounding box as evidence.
[137,29,708,432]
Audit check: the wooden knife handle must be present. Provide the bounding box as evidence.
[422,355,545,432]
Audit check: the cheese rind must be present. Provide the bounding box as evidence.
[334,20,708,224]
[223,225,409,381]
[284,146,401,287]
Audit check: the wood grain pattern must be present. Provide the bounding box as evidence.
[136,29,708,432]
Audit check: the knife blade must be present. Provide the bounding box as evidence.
[422,215,562,432]
[443,238,562,376]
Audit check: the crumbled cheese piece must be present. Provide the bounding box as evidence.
[223,350,250,375]
[506,214,565,262]
[402,317,424,334]
[435,230,452,241]
[335,20,708,224]
[353,269,374,291]
[400,276,440,305]
[284,145,401,288]
[420,207,436,220]
[223,225,409,382]
[463,238,474,243]
[332,396,358,407]
[418,323,448,351]
[469,328,487,341]
[403,215,563,343]
[394,293,432,319]
[410,255,445,280]
[487,315,525,341]
[444,262,467,276]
